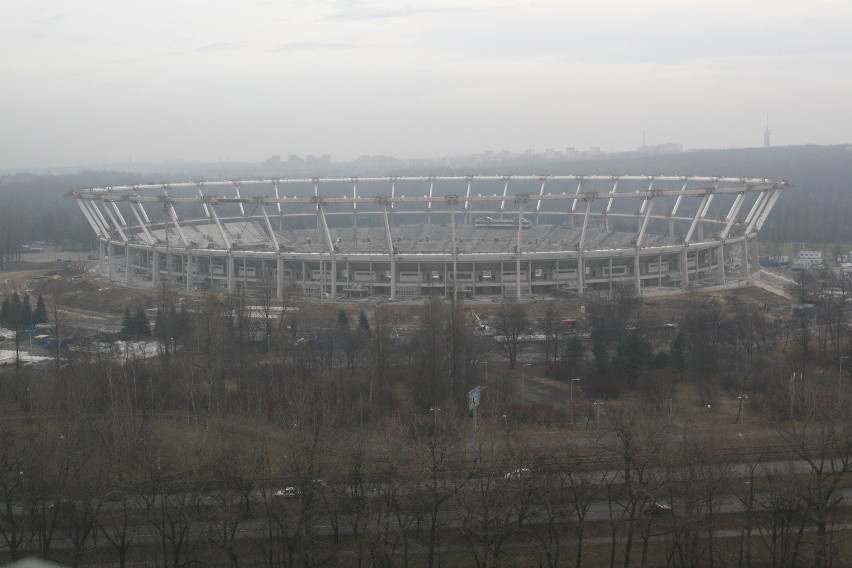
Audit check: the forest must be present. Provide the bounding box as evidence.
[1,265,851,566]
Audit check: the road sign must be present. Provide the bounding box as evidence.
[468,386,481,411]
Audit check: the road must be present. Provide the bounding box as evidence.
[32,482,852,554]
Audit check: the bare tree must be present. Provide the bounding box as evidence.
[413,413,467,568]
[494,299,528,368]
[600,402,667,568]
[0,430,27,561]
[777,385,852,568]
[540,301,561,367]
[453,469,515,568]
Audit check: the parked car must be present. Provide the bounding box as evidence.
[273,487,299,499]
[641,501,673,516]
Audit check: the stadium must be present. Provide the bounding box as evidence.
[69,175,787,300]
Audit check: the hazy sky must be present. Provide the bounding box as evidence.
[2,0,851,168]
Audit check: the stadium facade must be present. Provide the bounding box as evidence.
[69,175,787,300]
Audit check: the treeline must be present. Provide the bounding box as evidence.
[0,270,850,565]
[1,360,850,567]
[0,293,47,327]
[0,170,150,257]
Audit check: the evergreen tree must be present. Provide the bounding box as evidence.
[0,297,9,325]
[32,295,47,325]
[10,293,21,326]
[613,332,653,384]
[121,307,133,336]
[337,308,350,329]
[357,310,371,334]
[19,294,32,327]
[670,331,687,381]
[133,307,151,337]
[562,336,583,369]
[592,341,608,374]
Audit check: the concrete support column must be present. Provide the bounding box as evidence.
[331,258,337,298]
[185,253,193,292]
[555,259,559,291]
[152,250,160,288]
[529,260,533,295]
[577,257,585,293]
[389,258,396,300]
[718,244,726,285]
[108,242,116,280]
[516,255,522,301]
[99,240,107,275]
[608,258,613,294]
[752,237,759,275]
[741,239,748,280]
[446,261,452,297]
[681,247,689,291]
[277,257,284,299]
[634,252,641,293]
[227,254,234,294]
[126,247,133,286]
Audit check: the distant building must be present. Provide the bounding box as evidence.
[306,154,332,165]
[792,250,823,271]
[759,255,790,268]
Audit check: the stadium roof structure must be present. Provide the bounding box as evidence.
[70,175,787,300]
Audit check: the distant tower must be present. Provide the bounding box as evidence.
[763,116,771,148]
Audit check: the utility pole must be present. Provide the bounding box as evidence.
[469,386,482,462]
[736,393,749,424]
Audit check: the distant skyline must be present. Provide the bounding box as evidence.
[2,0,851,169]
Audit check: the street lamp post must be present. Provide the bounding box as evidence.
[522,363,530,406]
[737,394,749,424]
[593,400,603,424]
[569,378,581,425]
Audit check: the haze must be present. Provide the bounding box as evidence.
[2,0,851,169]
